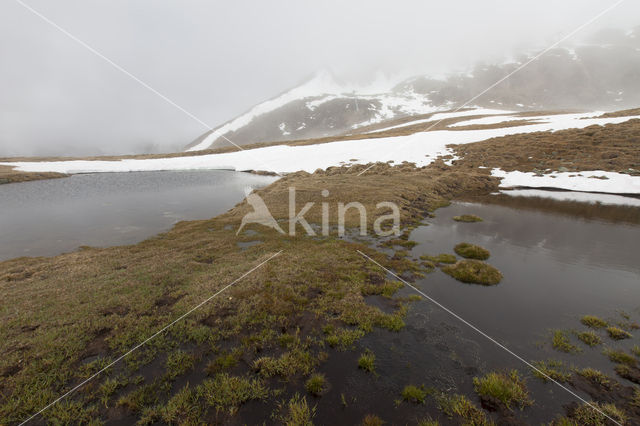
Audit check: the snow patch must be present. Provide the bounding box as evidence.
[492,169,640,194]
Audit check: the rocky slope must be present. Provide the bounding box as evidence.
[187,27,640,151]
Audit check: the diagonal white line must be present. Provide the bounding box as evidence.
[13,0,284,176]
[356,249,622,426]
[19,250,283,425]
[356,0,626,176]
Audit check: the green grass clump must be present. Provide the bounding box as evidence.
[614,363,637,382]
[436,393,491,425]
[165,350,195,379]
[453,214,483,223]
[361,280,404,298]
[605,349,637,366]
[206,350,241,374]
[607,326,632,340]
[117,383,160,412]
[441,260,502,286]
[632,388,640,407]
[45,400,99,425]
[275,393,316,426]
[473,370,532,410]
[575,368,614,389]
[323,326,365,350]
[569,402,628,425]
[632,345,640,358]
[305,373,327,397]
[197,373,268,415]
[252,346,316,378]
[383,238,418,249]
[162,384,203,424]
[580,315,608,329]
[453,243,490,260]
[551,330,581,353]
[401,385,428,404]
[358,349,376,373]
[98,376,128,406]
[420,253,457,264]
[577,331,601,347]
[361,414,385,426]
[531,360,571,383]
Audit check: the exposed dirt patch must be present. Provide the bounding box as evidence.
[0,364,22,378]
[154,293,184,308]
[78,327,112,362]
[99,305,130,317]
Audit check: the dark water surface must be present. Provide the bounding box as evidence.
[0,171,277,261]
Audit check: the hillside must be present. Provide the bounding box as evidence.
[187,27,640,152]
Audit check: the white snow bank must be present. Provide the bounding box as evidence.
[4,113,640,192]
[449,115,535,127]
[429,108,512,122]
[368,108,512,133]
[501,189,640,207]
[492,169,640,194]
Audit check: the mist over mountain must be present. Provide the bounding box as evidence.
[187,26,640,151]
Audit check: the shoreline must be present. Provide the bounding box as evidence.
[1,161,639,424]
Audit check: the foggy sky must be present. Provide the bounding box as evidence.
[0,0,638,157]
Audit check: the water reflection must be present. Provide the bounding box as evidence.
[0,171,277,260]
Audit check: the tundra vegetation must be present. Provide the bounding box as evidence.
[441,259,502,285]
[2,117,640,423]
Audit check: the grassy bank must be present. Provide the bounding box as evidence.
[0,163,497,424]
[1,118,639,424]
[0,165,67,185]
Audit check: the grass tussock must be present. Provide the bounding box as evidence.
[436,393,492,425]
[453,243,490,260]
[441,259,502,285]
[198,373,269,415]
[580,315,608,329]
[575,368,615,390]
[551,330,581,353]
[274,393,316,426]
[577,331,602,347]
[401,385,430,404]
[605,349,637,366]
[323,325,365,350]
[453,214,483,222]
[252,346,317,378]
[358,349,376,373]
[305,373,327,397]
[607,326,632,340]
[361,414,385,426]
[531,360,571,383]
[473,370,532,410]
[566,401,628,425]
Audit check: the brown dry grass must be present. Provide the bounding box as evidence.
[452,119,640,174]
[0,163,497,423]
[0,165,67,185]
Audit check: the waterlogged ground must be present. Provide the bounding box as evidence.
[2,162,640,424]
[0,170,276,260]
[316,196,640,424]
